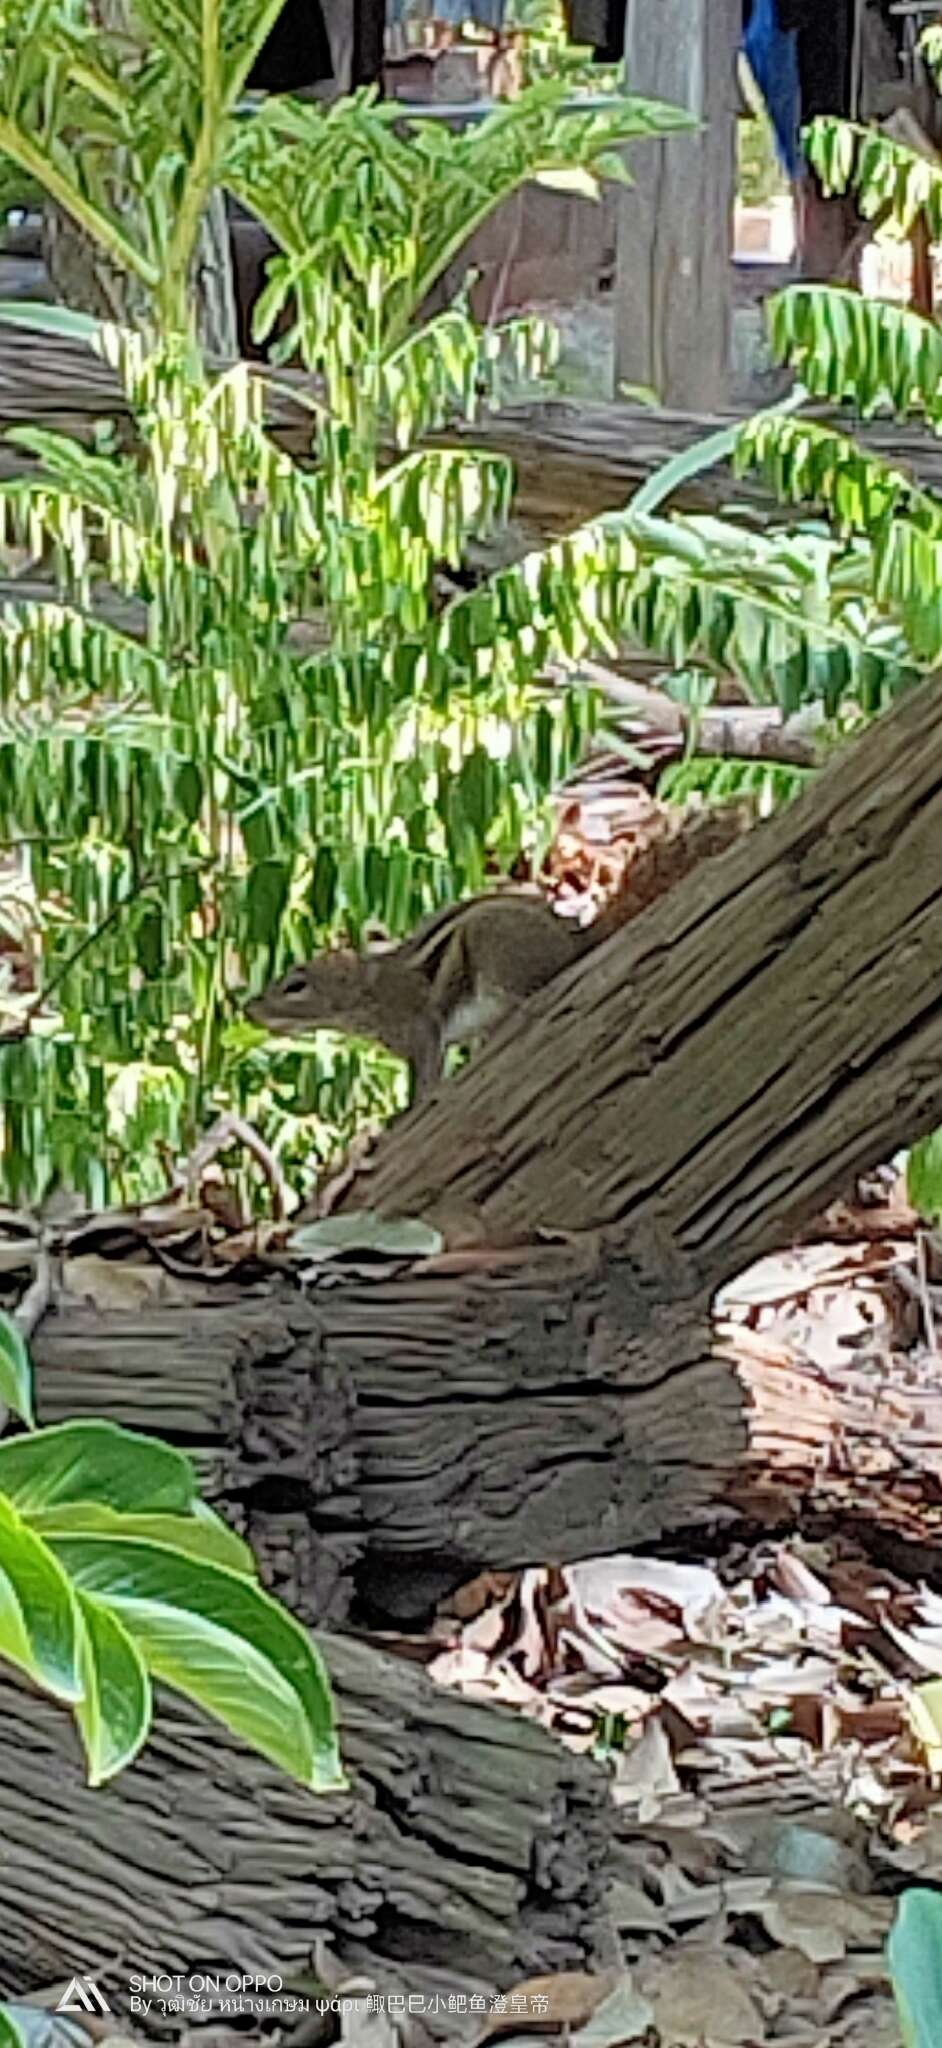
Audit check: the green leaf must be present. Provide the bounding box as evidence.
[29,1500,256,1576]
[0,301,107,348]
[247,860,291,947]
[888,1889,942,2048]
[46,1535,345,1790]
[908,1130,942,1226]
[74,1590,151,1784]
[0,1420,198,1515]
[0,1496,82,1701]
[289,1210,444,1260]
[0,1311,35,1428]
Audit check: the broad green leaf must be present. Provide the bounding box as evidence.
[46,1536,344,1790]
[0,1311,35,1428]
[29,1501,256,1576]
[0,301,106,348]
[0,1421,198,1515]
[908,1131,942,1226]
[74,1590,151,1784]
[888,1889,942,2048]
[0,2015,22,2048]
[0,1496,82,1700]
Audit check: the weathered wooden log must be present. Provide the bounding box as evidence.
[350,670,942,1270]
[0,1635,613,2017]
[29,1229,942,1632]
[30,1273,742,1622]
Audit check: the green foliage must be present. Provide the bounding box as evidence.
[0,56,901,1204]
[0,58,695,1202]
[0,1311,33,1426]
[0,10,926,1203]
[0,2016,91,2048]
[0,1308,341,1787]
[806,113,942,241]
[660,755,813,813]
[737,112,785,208]
[888,1888,942,2048]
[907,1131,942,1228]
[766,287,942,419]
[729,113,942,685]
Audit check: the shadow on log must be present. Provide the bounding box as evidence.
[0,1636,612,2016]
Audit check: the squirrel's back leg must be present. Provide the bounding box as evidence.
[409,1012,446,1103]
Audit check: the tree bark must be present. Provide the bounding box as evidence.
[614,0,739,410]
[0,1638,613,2015]
[29,1279,743,1622]
[14,676,942,1626]
[349,671,942,1274]
[10,669,942,2016]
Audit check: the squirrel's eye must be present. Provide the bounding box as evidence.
[281,970,308,996]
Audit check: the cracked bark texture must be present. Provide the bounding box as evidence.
[0,1639,613,2021]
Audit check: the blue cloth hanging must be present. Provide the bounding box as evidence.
[743,0,802,180]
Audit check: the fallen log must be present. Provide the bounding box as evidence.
[11,672,942,2027]
[350,670,942,1265]
[29,1272,742,1622]
[3,329,942,537]
[0,1632,613,2018]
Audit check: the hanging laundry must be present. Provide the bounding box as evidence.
[743,0,801,177]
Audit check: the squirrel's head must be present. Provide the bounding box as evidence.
[246,950,368,1035]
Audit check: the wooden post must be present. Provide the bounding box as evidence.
[614,0,739,412]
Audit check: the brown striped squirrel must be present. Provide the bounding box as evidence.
[245,804,751,1103]
[246,893,583,1101]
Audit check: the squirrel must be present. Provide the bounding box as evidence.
[246,803,754,1102]
[245,892,584,1102]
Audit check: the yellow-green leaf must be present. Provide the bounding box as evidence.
[46,1535,344,1790]
[0,1497,82,1700]
[74,1592,151,1784]
[0,1312,34,1429]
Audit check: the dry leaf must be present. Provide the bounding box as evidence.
[642,1950,763,2046]
[570,1977,654,2048]
[62,1254,177,1309]
[477,1972,620,2039]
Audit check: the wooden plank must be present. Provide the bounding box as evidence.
[614,0,740,410]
